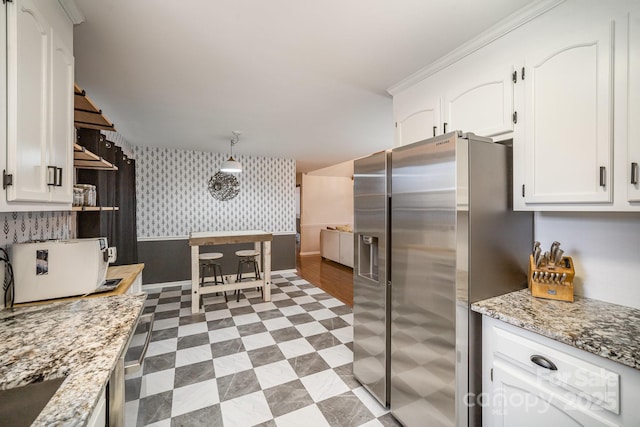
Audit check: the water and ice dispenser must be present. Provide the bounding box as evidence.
[358,235,379,282]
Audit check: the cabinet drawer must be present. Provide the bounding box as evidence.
[492,325,620,414]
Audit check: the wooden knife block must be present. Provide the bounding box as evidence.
[528,254,575,302]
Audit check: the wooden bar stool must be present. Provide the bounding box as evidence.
[199,252,227,303]
[234,249,261,302]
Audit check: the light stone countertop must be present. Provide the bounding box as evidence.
[471,289,640,370]
[0,293,146,426]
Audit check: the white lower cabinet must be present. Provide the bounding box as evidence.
[338,232,353,268]
[86,384,106,427]
[482,317,640,427]
[320,229,353,267]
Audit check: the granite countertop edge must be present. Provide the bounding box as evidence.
[0,293,146,426]
[471,289,640,371]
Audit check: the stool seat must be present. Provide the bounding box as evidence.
[200,252,223,261]
[235,250,259,257]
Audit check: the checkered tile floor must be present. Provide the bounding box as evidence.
[125,272,401,427]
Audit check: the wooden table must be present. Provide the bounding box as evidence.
[189,230,272,313]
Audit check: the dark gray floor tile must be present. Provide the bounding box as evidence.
[154,310,182,320]
[146,292,161,299]
[163,286,183,292]
[158,296,182,304]
[269,326,303,343]
[306,332,342,351]
[317,391,375,427]
[296,283,315,289]
[333,364,360,389]
[247,345,285,368]
[216,369,261,401]
[170,404,223,427]
[257,309,284,320]
[174,360,215,388]
[211,338,245,358]
[300,302,325,312]
[312,293,333,301]
[237,322,268,336]
[263,379,314,418]
[180,300,192,308]
[207,317,235,331]
[285,290,306,298]
[142,306,156,314]
[137,390,172,426]
[253,420,277,427]
[288,352,331,377]
[273,299,296,308]
[151,327,179,342]
[177,332,210,350]
[378,413,403,426]
[204,302,230,312]
[230,305,256,316]
[178,313,206,326]
[331,305,353,316]
[143,352,176,375]
[270,287,284,294]
[125,377,142,402]
[287,313,315,325]
[319,317,350,331]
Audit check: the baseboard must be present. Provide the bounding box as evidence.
[299,251,321,256]
[142,269,297,289]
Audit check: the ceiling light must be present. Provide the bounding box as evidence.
[220,131,242,173]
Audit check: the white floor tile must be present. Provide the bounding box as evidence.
[358,419,384,427]
[213,351,253,377]
[254,359,299,389]
[278,305,305,316]
[278,338,316,359]
[352,386,389,418]
[274,404,331,427]
[279,286,299,293]
[205,308,231,321]
[145,338,178,357]
[226,299,250,309]
[154,302,181,313]
[171,379,219,417]
[262,316,294,331]
[175,344,213,368]
[125,400,139,427]
[251,302,278,312]
[270,293,291,301]
[317,344,352,368]
[177,322,208,337]
[341,313,354,325]
[290,279,309,286]
[152,317,180,331]
[208,326,240,343]
[331,326,354,344]
[320,298,343,308]
[308,308,337,321]
[160,290,182,298]
[292,295,316,305]
[295,321,328,337]
[304,287,325,295]
[272,277,289,284]
[233,312,261,326]
[241,331,276,351]
[144,419,171,427]
[220,391,273,426]
[300,369,350,402]
[140,369,175,397]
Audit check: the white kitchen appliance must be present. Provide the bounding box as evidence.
[12,238,117,303]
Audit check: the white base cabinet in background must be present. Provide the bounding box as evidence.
[86,385,106,427]
[320,229,353,268]
[482,317,640,427]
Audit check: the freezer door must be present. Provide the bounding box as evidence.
[353,150,390,406]
[390,134,457,427]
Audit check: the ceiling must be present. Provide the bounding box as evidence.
[73,0,531,172]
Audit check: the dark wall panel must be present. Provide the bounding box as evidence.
[138,234,296,285]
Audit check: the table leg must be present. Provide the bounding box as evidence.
[254,241,262,272]
[191,245,200,313]
[263,240,271,302]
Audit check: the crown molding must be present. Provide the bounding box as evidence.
[58,0,85,25]
[387,0,566,95]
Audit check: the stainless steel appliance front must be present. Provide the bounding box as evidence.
[353,150,390,406]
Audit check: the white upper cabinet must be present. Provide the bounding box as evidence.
[394,85,441,146]
[444,64,514,138]
[521,20,614,205]
[3,0,74,210]
[628,7,640,202]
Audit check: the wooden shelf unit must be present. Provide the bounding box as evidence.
[73,143,118,170]
[74,83,116,131]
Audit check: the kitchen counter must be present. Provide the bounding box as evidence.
[0,293,146,426]
[471,289,640,370]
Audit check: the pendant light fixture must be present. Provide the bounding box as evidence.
[220,131,242,173]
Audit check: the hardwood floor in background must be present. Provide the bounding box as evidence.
[296,253,354,307]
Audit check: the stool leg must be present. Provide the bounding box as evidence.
[215,264,228,303]
[236,260,243,283]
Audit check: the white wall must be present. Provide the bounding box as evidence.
[300,173,353,255]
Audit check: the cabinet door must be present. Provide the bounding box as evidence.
[339,232,353,267]
[628,8,640,202]
[522,21,613,204]
[444,65,514,137]
[6,0,50,202]
[492,359,618,427]
[48,31,74,203]
[396,98,441,146]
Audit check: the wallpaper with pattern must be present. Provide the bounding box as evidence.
[133,147,296,238]
[0,211,74,248]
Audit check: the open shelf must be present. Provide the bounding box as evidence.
[73,143,118,170]
[74,83,116,131]
[72,206,120,212]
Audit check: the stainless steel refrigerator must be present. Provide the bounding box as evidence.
[353,131,532,426]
